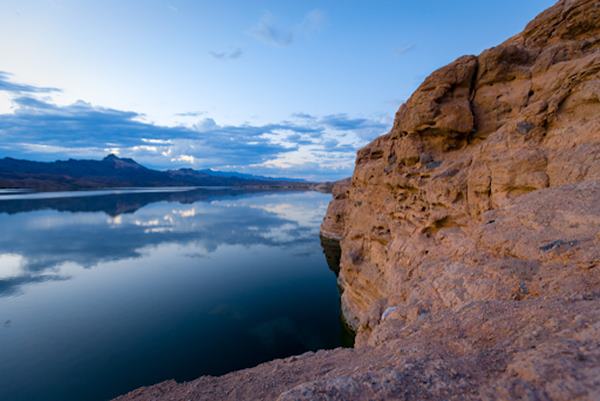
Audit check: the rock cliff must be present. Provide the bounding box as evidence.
[115,1,600,399]
[325,0,600,342]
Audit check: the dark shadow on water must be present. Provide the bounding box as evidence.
[320,235,342,276]
[320,235,355,347]
[339,316,357,348]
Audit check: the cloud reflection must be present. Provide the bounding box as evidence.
[0,189,329,296]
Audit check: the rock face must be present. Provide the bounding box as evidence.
[320,178,351,240]
[327,0,600,341]
[115,1,600,400]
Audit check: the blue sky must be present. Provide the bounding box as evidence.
[0,0,555,181]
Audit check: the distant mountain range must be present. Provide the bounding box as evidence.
[0,154,326,191]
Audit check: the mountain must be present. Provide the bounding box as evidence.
[116,1,600,400]
[194,168,305,183]
[0,154,317,191]
[165,167,306,186]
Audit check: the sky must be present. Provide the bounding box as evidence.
[0,0,555,181]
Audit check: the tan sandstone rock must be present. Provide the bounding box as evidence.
[320,178,351,240]
[334,0,600,340]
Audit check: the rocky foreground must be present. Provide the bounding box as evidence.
[115,1,600,400]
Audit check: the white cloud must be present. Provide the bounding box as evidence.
[131,145,160,153]
[104,147,121,156]
[172,207,197,218]
[250,12,294,47]
[0,92,15,114]
[299,9,326,35]
[256,144,354,171]
[142,138,172,144]
[259,129,301,149]
[395,44,416,56]
[209,48,243,60]
[249,9,325,47]
[0,254,25,280]
[193,117,219,132]
[171,154,196,164]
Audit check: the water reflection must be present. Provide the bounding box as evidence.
[0,188,325,297]
[0,188,349,401]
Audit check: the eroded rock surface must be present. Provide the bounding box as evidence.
[115,1,600,400]
[320,178,351,240]
[333,0,600,341]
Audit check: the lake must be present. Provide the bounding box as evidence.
[0,188,351,401]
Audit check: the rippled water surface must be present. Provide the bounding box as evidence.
[0,188,349,401]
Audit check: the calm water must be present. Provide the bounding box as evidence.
[0,188,350,401]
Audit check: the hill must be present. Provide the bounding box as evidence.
[0,154,315,191]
